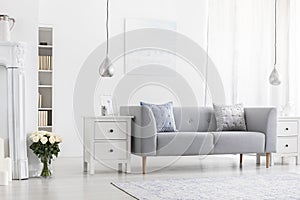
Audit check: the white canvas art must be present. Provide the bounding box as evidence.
[124,18,177,75]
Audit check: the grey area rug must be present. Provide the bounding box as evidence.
[112,173,300,200]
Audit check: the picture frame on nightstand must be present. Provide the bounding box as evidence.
[100,95,113,116]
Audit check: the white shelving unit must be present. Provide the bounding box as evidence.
[38,26,53,131]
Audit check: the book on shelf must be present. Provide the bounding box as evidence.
[38,111,48,127]
[38,56,52,70]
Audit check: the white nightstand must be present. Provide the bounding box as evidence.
[275,117,300,165]
[83,116,133,174]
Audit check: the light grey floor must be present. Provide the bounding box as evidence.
[1,155,299,200]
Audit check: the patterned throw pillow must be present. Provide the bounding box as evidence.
[140,101,177,132]
[213,103,247,131]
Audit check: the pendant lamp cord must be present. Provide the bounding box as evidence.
[274,0,277,67]
[106,0,109,56]
[204,1,210,107]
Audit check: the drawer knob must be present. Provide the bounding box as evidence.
[109,149,114,152]
[285,128,289,131]
[109,129,114,133]
[285,144,289,148]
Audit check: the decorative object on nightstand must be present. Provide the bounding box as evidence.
[83,116,133,174]
[29,131,62,178]
[275,117,300,164]
[281,102,295,117]
[101,106,107,116]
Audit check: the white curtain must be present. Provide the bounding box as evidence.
[288,0,300,115]
[208,0,273,105]
[207,0,299,115]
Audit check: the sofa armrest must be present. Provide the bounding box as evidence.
[244,107,277,153]
[120,106,157,156]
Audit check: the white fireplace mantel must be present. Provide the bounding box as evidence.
[0,42,29,180]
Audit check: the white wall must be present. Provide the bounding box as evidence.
[0,0,38,154]
[39,0,289,157]
[39,0,185,157]
[39,0,106,157]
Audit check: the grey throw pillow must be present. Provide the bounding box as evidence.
[140,101,177,132]
[213,103,247,131]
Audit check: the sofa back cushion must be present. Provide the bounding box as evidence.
[173,107,217,132]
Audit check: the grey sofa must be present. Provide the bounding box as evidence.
[120,106,277,174]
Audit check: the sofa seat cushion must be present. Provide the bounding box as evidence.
[212,131,265,154]
[157,132,214,156]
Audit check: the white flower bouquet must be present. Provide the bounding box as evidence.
[29,131,62,177]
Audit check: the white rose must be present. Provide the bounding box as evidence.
[45,132,52,137]
[54,136,62,143]
[40,136,48,144]
[49,136,55,144]
[32,136,39,143]
[39,131,47,136]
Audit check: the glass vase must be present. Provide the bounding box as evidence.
[40,161,51,178]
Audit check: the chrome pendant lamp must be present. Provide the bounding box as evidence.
[99,0,114,77]
[269,0,281,86]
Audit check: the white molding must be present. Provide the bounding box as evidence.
[0,42,29,179]
[0,42,26,69]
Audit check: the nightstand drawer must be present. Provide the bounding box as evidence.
[278,121,298,136]
[94,122,127,139]
[277,137,298,153]
[94,141,127,160]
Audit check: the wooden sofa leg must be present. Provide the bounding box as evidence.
[240,154,243,166]
[142,156,147,174]
[266,153,270,168]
